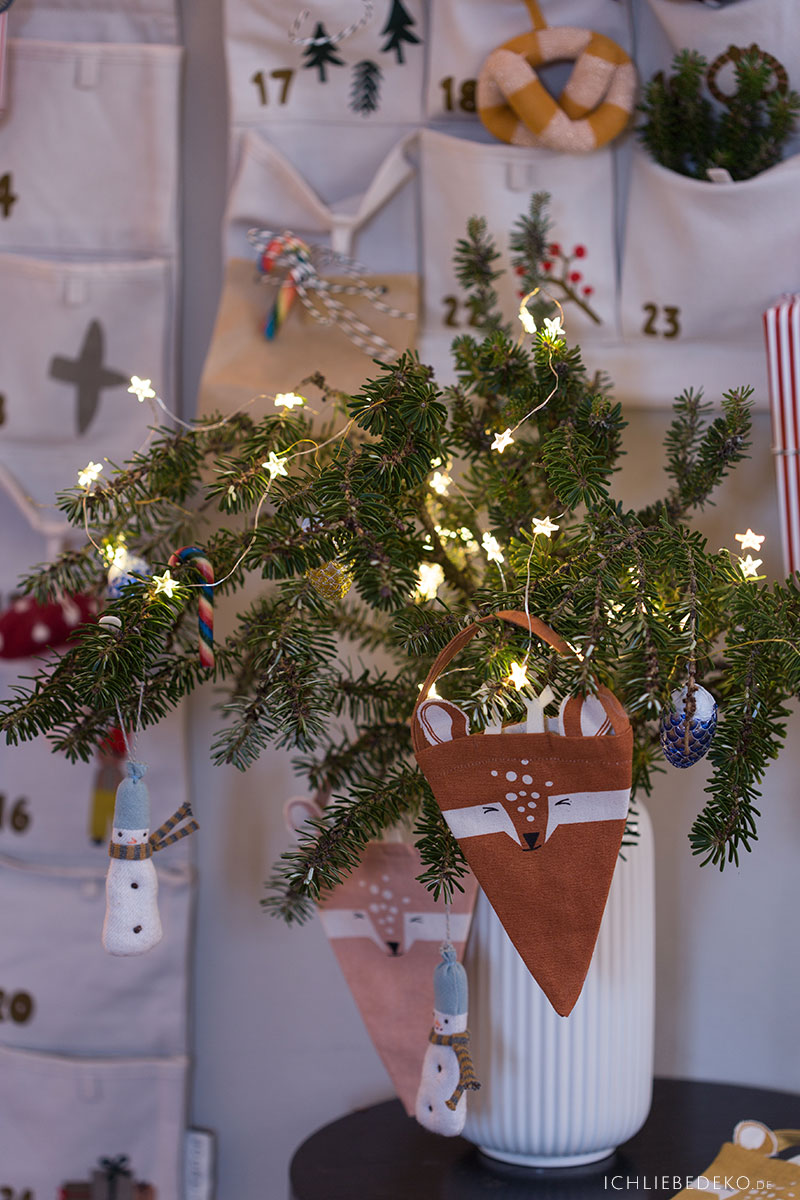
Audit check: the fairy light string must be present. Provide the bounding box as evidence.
[79,375,418,603]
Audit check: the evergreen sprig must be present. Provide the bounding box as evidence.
[2,198,798,921]
[639,46,800,181]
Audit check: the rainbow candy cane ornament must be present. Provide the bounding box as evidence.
[168,546,214,669]
[259,234,314,340]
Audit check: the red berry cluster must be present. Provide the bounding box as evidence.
[514,241,597,305]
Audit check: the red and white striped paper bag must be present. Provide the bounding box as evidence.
[764,295,800,577]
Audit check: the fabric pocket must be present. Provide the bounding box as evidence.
[0,39,181,254]
[225,0,424,128]
[0,666,191,867]
[645,0,800,70]
[198,258,418,414]
[0,253,175,507]
[0,852,193,1056]
[419,127,618,379]
[425,0,632,124]
[637,0,800,155]
[0,1043,187,1197]
[225,126,418,269]
[617,147,800,402]
[8,0,179,44]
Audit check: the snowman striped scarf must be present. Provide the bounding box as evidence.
[108,801,199,860]
[428,1030,481,1109]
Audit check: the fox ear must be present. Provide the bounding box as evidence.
[559,693,615,737]
[733,1120,778,1153]
[284,795,325,838]
[417,699,470,746]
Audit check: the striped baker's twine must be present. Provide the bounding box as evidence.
[324,280,413,321]
[249,230,413,362]
[295,279,398,360]
[249,231,414,321]
[288,0,373,46]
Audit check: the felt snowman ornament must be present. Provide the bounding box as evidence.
[415,944,480,1136]
[103,760,198,956]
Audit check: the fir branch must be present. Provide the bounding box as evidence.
[262,766,427,923]
[453,217,505,332]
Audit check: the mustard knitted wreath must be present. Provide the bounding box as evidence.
[477,0,637,152]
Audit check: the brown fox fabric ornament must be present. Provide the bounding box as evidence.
[411,611,633,1017]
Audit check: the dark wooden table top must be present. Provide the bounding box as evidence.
[290,1077,800,1200]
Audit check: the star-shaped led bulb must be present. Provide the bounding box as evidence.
[543,316,564,340]
[274,392,305,410]
[263,452,289,480]
[738,555,762,580]
[532,515,559,537]
[430,471,452,496]
[735,529,765,553]
[128,376,156,403]
[491,428,515,454]
[151,569,179,599]
[482,532,505,564]
[518,306,537,335]
[508,660,529,691]
[78,462,104,488]
[416,562,444,601]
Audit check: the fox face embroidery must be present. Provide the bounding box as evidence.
[416,698,630,851]
[284,796,473,956]
[283,794,478,1114]
[317,888,470,956]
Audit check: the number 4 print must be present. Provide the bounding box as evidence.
[0,172,17,218]
[380,0,420,64]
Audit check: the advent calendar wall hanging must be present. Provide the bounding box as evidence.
[0,1,189,1193]
[412,612,632,1017]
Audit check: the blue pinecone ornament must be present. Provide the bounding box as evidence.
[107,552,150,599]
[660,684,718,768]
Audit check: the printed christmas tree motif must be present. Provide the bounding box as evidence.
[302,21,345,83]
[509,194,602,327]
[380,0,420,65]
[350,59,382,115]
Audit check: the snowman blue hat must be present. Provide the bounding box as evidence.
[433,944,468,1016]
[113,761,150,830]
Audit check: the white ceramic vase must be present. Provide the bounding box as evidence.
[463,804,655,1167]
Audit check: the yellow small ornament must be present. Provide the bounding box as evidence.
[306,560,353,601]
